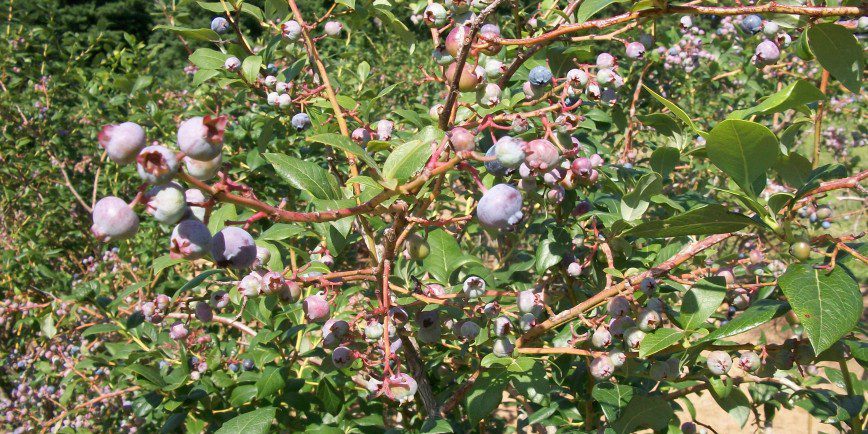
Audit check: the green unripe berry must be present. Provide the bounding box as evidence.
[790,241,811,261]
[406,233,430,260]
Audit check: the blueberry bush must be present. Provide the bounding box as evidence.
[2,0,867,432]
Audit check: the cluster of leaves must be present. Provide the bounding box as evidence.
[1,0,866,433]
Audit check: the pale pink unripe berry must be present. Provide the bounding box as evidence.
[323,21,343,36]
[477,184,523,229]
[493,316,511,336]
[263,75,277,88]
[571,157,593,177]
[91,196,139,242]
[254,246,271,268]
[706,350,732,376]
[169,322,188,340]
[462,275,486,298]
[267,92,279,106]
[210,290,229,309]
[331,346,355,369]
[303,294,330,323]
[596,52,615,68]
[738,351,761,372]
[586,83,601,99]
[567,68,589,87]
[753,40,780,66]
[625,41,646,59]
[567,262,583,277]
[184,154,222,181]
[637,308,661,331]
[445,62,480,92]
[275,81,291,93]
[224,56,241,71]
[524,139,560,171]
[99,122,146,165]
[141,302,156,318]
[351,127,371,144]
[169,219,211,259]
[376,120,394,141]
[210,227,257,269]
[589,153,604,167]
[516,290,537,314]
[609,349,627,367]
[445,25,469,58]
[146,182,188,225]
[238,272,262,297]
[448,126,476,152]
[596,68,615,85]
[590,356,615,380]
[623,327,645,350]
[136,145,179,185]
[282,20,302,40]
[277,93,292,108]
[386,373,418,402]
[607,295,631,317]
[260,271,287,295]
[492,337,514,357]
[184,188,207,221]
[423,283,446,298]
[591,327,612,348]
[478,23,501,55]
[476,83,501,107]
[364,320,384,339]
[156,294,171,310]
[177,115,227,161]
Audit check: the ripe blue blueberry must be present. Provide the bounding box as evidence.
[740,15,763,34]
[210,17,230,34]
[211,226,257,269]
[528,65,553,87]
[291,113,312,131]
[753,40,780,66]
[476,184,523,229]
[332,346,354,368]
[459,321,480,340]
[242,358,255,370]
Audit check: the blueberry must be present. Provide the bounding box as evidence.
[136,145,179,185]
[146,182,188,225]
[177,115,227,161]
[625,41,646,59]
[821,221,831,229]
[706,350,732,375]
[590,356,614,379]
[740,15,763,34]
[476,184,523,229]
[423,3,448,27]
[494,136,526,168]
[98,122,146,165]
[210,227,257,269]
[291,113,311,132]
[528,65,553,87]
[484,144,509,176]
[753,40,780,66]
[210,17,230,34]
[91,196,140,242]
[242,358,255,370]
[228,363,238,372]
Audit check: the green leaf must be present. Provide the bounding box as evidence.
[611,395,673,433]
[175,269,223,296]
[126,364,168,389]
[264,153,341,200]
[40,315,57,339]
[316,376,344,414]
[639,328,684,358]
[189,48,227,70]
[81,323,121,337]
[152,255,186,276]
[466,373,508,424]
[698,299,790,344]
[592,382,635,421]
[709,378,750,428]
[307,133,381,175]
[778,263,861,354]
[677,277,727,331]
[256,366,286,399]
[638,113,681,137]
[207,203,237,234]
[775,152,813,188]
[620,172,662,221]
[241,55,262,84]
[215,407,276,434]
[192,69,220,86]
[421,419,454,433]
[650,147,680,178]
[624,205,756,238]
[706,119,780,197]
[259,223,304,241]
[642,85,705,137]
[382,140,430,181]
[422,229,461,283]
[154,25,219,42]
[728,80,825,119]
[575,0,627,24]
[807,23,863,93]
[535,237,568,274]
